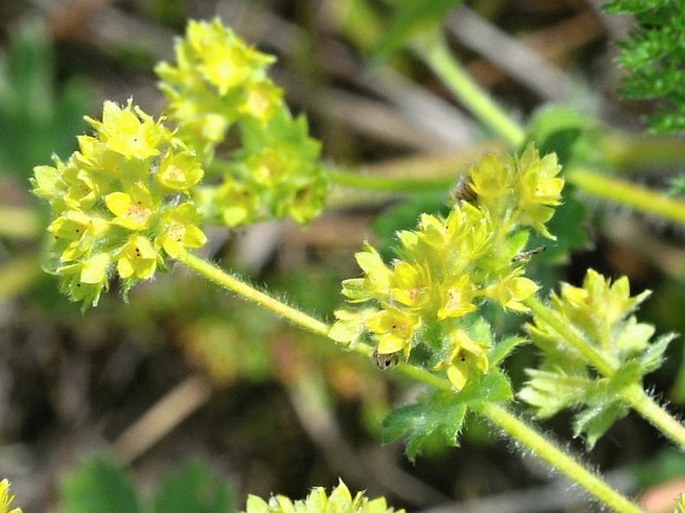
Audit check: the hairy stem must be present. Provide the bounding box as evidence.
[482,403,645,513]
[525,295,685,449]
[175,250,644,511]
[414,33,525,147]
[175,250,331,338]
[622,384,685,450]
[568,167,685,226]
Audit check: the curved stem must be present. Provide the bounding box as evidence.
[568,167,685,226]
[175,250,331,338]
[414,33,525,147]
[622,384,685,450]
[482,403,644,513]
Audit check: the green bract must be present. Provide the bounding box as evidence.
[332,145,564,390]
[32,99,207,308]
[243,481,404,513]
[520,269,677,447]
[156,18,329,226]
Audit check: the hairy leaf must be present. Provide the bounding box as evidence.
[383,370,512,459]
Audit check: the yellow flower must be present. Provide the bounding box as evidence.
[437,274,478,319]
[106,183,158,230]
[156,150,204,191]
[469,154,511,201]
[445,329,490,390]
[155,203,207,258]
[367,308,420,355]
[485,273,539,312]
[244,480,404,513]
[116,235,159,280]
[0,479,22,513]
[87,99,167,160]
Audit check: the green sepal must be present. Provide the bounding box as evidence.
[636,333,678,375]
[573,400,629,449]
[489,335,528,367]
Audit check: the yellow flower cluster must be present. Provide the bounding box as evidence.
[331,146,564,389]
[244,480,403,513]
[32,100,207,308]
[156,18,328,226]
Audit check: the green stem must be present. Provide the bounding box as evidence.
[622,384,685,450]
[524,296,616,376]
[175,250,331,339]
[482,403,644,513]
[175,250,643,511]
[328,168,451,193]
[600,131,685,170]
[568,167,685,226]
[415,33,525,147]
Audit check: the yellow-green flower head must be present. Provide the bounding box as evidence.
[156,18,282,159]
[465,144,563,239]
[31,99,207,308]
[244,480,404,513]
[528,269,654,364]
[156,18,329,227]
[515,145,564,239]
[0,479,21,513]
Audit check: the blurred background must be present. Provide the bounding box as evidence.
[1,1,684,512]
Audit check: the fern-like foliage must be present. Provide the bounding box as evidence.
[605,0,685,133]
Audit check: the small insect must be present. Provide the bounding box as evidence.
[373,349,401,370]
[451,175,477,204]
[512,245,546,263]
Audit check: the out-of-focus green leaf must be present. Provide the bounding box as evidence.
[154,461,235,513]
[372,0,463,63]
[0,18,90,178]
[61,455,141,513]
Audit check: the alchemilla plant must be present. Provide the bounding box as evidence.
[25,12,685,513]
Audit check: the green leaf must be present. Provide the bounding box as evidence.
[458,369,513,406]
[489,336,528,367]
[154,461,235,513]
[373,0,464,63]
[383,369,512,460]
[61,455,141,513]
[383,390,467,460]
[0,18,90,178]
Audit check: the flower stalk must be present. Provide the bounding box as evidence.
[414,32,525,147]
[173,248,644,513]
